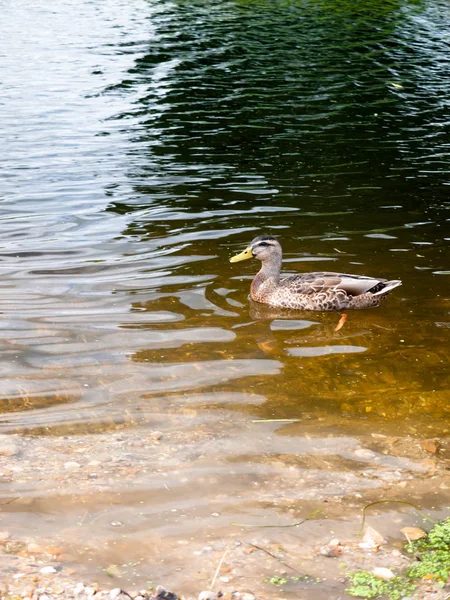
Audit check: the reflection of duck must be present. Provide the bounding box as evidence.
[230,236,402,311]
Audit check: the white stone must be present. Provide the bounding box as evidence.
[354,448,376,459]
[73,583,85,595]
[109,589,122,600]
[373,567,396,580]
[27,542,43,554]
[361,525,385,548]
[64,461,81,470]
[0,444,18,456]
[198,592,216,600]
[329,538,340,546]
[40,566,57,575]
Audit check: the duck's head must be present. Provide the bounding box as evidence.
[230,235,281,263]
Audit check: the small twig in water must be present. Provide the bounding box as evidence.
[247,543,303,575]
[210,548,229,591]
[77,509,89,526]
[89,508,111,525]
[0,497,19,506]
[231,508,321,529]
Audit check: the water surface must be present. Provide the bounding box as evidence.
[1,0,449,594]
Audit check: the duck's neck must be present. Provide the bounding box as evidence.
[250,258,282,301]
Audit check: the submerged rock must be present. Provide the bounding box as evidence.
[372,567,396,580]
[154,586,178,600]
[198,592,216,600]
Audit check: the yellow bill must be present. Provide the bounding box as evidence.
[230,246,253,263]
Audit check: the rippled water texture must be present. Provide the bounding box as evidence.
[1,0,449,592]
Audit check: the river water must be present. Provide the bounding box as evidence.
[1,0,449,595]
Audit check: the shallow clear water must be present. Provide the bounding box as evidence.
[0,0,449,593]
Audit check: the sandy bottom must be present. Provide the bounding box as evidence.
[0,409,449,599]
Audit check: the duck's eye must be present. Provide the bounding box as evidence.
[258,242,268,247]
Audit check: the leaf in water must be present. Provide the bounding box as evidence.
[390,82,404,88]
[335,313,347,332]
[401,527,427,541]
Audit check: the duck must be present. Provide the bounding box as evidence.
[230,235,402,311]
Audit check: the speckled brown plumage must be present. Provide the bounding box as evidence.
[230,236,402,312]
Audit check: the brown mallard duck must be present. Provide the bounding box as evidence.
[230,235,402,311]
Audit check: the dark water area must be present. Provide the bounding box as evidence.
[0,0,449,593]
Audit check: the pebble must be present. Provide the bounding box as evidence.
[22,585,35,597]
[27,542,44,554]
[0,443,19,456]
[85,586,97,597]
[0,530,11,541]
[39,566,57,575]
[109,589,122,599]
[328,538,340,546]
[64,461,81,470]
[354,448,376,459]
[241,594,255,600]
[155,585,178,599]
[373,567,395,580]
[219,576,230,583]
[149,431,163,441]
[106,564,121,578]
[198,592,216,600]
[73,583,85,595]
[319,545,341,557]
[422,439,440,454]
[359,525,385,549]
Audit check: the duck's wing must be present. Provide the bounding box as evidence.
[279,272,389,296]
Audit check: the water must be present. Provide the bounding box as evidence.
[1,0,449,594]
